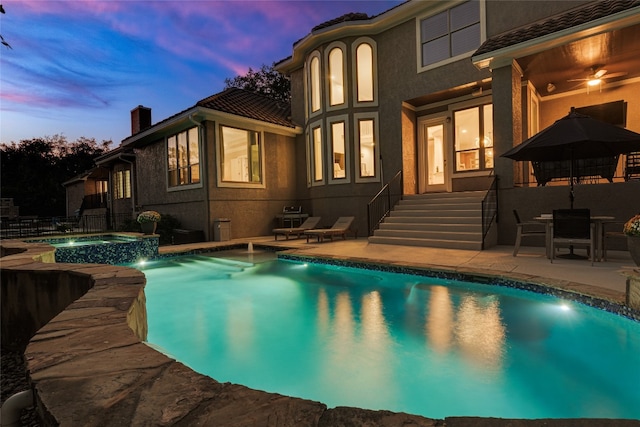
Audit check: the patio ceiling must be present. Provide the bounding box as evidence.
[519,23,640,97]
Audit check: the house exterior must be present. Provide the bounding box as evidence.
[275,0,640,246]
[109,88,302,240]
[74,0,640,247]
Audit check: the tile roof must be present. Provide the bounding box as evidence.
[196,88,294,128]
[474,0,640,57]
[312,12,371,32]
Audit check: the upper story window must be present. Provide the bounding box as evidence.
[419,0,480,68]
[326,43,347,109]
[308,53,322,114]
[220,125,262,184]
[167,127,200,188]
[113,169,131,199]
[454,103,493,172]
[355,41,375,103]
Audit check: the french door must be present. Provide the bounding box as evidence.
[418,117,449,193]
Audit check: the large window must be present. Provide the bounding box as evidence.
[167,127,200,187]
[354,113,379,182]
[328,115,350,183]
[312,124,323,183]
[419,0,480,68]
[220,125,262,183]
[328,46,345,106]
[113,169,131,199]
[454,104,493,172]
[355,41,374,103]
[309,53,321,114]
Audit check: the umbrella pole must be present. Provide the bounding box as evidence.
[558,155,586,260]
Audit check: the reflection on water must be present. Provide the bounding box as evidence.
[426,286,454,354]
[455,296,505,370]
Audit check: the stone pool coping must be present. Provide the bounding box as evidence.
[2,239,639,426]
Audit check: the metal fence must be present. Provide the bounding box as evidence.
[1,213,136,239]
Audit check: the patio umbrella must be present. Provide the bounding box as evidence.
[501,108,640,207]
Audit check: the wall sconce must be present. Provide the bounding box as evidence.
[546,83,556,93]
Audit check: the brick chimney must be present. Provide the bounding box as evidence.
[131,105,152,135]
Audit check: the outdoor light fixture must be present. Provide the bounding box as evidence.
[546,83,556,93]
[587,78,602,86]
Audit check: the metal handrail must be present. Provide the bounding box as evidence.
[481,175,499,249]
[367,170,403,236]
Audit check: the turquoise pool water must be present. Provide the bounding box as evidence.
[140,254,640,419]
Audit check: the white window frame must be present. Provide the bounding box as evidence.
[305,51,323,118]
[166,126,202,191]
[354,112,380,184]
[113,169,131,200]
[351,37,378,107]
[449,97,493,175]
[216,122,266,189]
[325,42,347,111]
[307,119,325,187]
[415,0,486,73]
[327,115,351,185]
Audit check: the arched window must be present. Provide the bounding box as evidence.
[328,46,345,106]
[309,54,321,113]
[356,43,374,102]
[352,37,377,106]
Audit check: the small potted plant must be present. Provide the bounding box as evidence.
[624,213,640,266]
[137,210,161,235]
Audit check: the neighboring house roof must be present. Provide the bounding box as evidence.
[474,0,640,57]
[196,88,293,128]
[312,12,371,32]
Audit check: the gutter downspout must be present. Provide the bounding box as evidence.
[0,390,34,427]
[188,113,208,239]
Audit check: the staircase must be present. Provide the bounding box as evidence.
[368,191,487,250]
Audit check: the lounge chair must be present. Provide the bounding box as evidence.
[273,216,321,240]
[304,216,355,243]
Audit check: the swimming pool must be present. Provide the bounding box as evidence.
[140,254,640,419]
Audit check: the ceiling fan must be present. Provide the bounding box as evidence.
[567,65,628,91]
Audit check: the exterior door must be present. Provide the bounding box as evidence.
[418,117,449,193]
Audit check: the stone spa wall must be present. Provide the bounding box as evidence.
[2,239,639,427]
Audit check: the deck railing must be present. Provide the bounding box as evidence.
[481,176,499,249]
[367,170,403,236]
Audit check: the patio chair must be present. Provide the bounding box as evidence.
[550,209,595,265]
[304,216,355,243]
[602,221,626,261]
[512,210,546,256]
[272,216,321,240]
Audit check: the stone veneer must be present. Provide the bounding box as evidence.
[2,239,639,427]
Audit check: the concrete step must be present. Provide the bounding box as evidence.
[368,235,483,250]
[373,228,481,241]
[377,222,482,233]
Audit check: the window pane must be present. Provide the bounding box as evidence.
[483,104,494,169]
[222,126,249,182]
[188,127,199,165]
[329,48,344,106]
[249,132,261,183]
[451,23,480,56]
[167,136,177,170]
[356,43,374,102]
[178,132,188,168]
[421,12,447,42]
[313,126,323,181]
[423,37,449,67]
[359,119,375,177]
[124,170,131,198]
[310,56,320,112]
[450,0,478,31]
[455,107,480,171]
[331,122,346,179]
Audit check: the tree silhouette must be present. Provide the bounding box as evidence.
[224,63,290,103]
[1,4,12,49]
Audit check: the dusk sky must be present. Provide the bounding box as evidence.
[1,0,403,146]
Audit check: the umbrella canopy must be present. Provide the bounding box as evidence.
[501,109,640,162]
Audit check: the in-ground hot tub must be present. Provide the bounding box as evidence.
[27,233,158,264]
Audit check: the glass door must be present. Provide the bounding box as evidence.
[418,117,449,193]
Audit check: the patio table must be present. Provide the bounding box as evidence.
[534,214,614,261]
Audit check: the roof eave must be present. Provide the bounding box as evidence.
[472,5,640,70]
